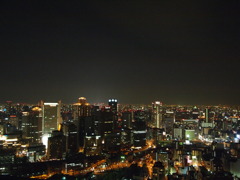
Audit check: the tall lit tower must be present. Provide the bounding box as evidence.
[152,101,163,128]
[41,101,62,146]
[205,108,209,123]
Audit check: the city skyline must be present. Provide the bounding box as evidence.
[0,1,240,105]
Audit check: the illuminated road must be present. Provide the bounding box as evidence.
[30,139,160,179]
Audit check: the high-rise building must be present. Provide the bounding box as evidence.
[72,97,92,149]
[108,99,118,113]
[121,111,133,129]
[73,97,91,119]
[21,106,42,143]
[78,97,87,105]
[152,101,163,128]
[47,130,66,160]
[5,101,12,115]
[99,106,115,136]
[41,101,62,146]
[61,122,78,154]
[205,108,209,123]
[133,110,147,148]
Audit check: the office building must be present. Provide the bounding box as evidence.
[133,110,147,148]
[41,101,62,146]
[108,99,118,113]
[47,130,66,160]
[152,101,163,128]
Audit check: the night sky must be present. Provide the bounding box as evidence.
[0,1,240,105]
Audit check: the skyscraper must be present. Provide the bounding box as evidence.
[21,106,43,143]
[41,101,62,146]
[73,97,92,149]
[152,101,163,128]
[47,130,66,160]
[133,110,147,148]
[108,99,118,130]
[108,99,118,113]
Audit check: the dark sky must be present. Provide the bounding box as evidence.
[0,0,240,105]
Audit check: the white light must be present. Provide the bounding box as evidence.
[42,134,49,147]
[155,101,161,105]
[44,103,58,106]
[0,135,7,141]
[22,112,29,116]
[115,99,117,102]
[5,138,18,142]
[133,130,147,134]
[234,138,239,143]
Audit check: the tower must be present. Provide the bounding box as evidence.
[41,101,62,146]
[133,110,147,148]
[73,97,92,149]
[205,108,209,123]
[22,106,42,143]
[152,101,163,128]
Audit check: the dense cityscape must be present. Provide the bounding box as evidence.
[0,97,240,180]
[1,1,240,179]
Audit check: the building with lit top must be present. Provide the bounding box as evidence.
[22,106,42,143]
[108,98,118,113]
[152,101,163,128]
[73,97,92,149]
[41,101,62,146]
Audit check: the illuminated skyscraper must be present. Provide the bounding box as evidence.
[72,97,91,120]
[41,101,62,146]
[22,106,42,143]
[152,101,163,128]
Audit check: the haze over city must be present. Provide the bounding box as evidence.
[0,0,240,105]
[1,1,240,180]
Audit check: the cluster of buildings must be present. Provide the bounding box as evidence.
[0,98,240,179]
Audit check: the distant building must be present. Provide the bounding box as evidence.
[73,97,92,149]
[152,101,163,128]
[22,106,42,143]
[121,111,133,129]
[108,99,118,113]
[99,106,115,136]
[27,143,45,162]
[47,130,66,160]
[41,101,62,146]
[152,161,165,180]
[133,110,147,148]
[61,122,78,154]
[84,135,102,156]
